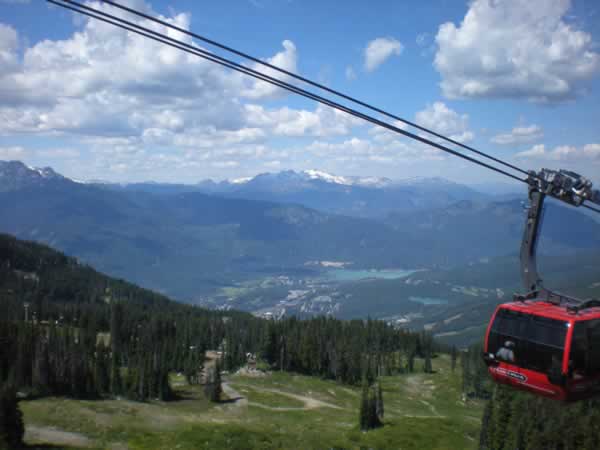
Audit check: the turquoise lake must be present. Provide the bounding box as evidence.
[324,269,418,282]
[408,296,448,305]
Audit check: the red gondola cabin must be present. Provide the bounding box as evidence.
[481,169,600,400]
[483,300,600,401]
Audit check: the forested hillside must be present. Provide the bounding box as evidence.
[0,233,436,402]
[458,344,600,450]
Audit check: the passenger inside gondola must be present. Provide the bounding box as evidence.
[496,341,515,362]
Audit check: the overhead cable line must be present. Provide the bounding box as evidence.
[48,0,528,184]
[84,0,530,178]
[584,204,600,214]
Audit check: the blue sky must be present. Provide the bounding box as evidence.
[1,0,600,186]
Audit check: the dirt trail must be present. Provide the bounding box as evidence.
[221,381,248,413]
[419,399,442,417]
[234,384,343,411]
[25,425,95,448]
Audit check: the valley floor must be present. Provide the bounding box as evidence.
[21,355,483,450]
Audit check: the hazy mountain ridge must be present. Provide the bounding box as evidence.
[93,168,489,218]
[1,160,599,310]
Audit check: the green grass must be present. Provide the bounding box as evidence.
[21,355,483,449]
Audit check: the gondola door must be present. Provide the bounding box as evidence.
[566,319,600,400]
[516,314,569,398]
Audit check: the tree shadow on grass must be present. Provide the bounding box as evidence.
[219,396,244,404]
[25,445,76,449]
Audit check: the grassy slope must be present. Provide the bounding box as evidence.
[20,355,483,450]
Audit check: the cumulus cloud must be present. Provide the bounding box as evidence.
[415,102,474,143]
[434,0,600,102]
[345,66,356,81]
[491,125,544,145]
[307,133,446,166]
[239,40,298,100]
[515,143,598,161]
[416,33,430,47]
[244,104,362,138]
[364,37,403,72]
[0,145,28,160]
[584,144,600,158]
[0,23,18,70]
[0,1,373,180]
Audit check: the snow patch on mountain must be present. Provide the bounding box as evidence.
[303,169,352,185]
[226,169,393,188]
[231,176,253,185]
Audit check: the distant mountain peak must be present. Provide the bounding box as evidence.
[0,160,73,192]
[231,176,253,185]
[224,169,394,188]
[302,169,353,185]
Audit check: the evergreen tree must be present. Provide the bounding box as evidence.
[367,386,381,429]
[359,377,369,431]
[359,378,382,432]
[423,348,433,374]
[0,385,24,450]
[94,343,111,395]
[478,398,492,450]
[375,382,384,420]
[212,361,222,403]
[109,303,123,396]
[204,362,222,403]
[407,350,415,373]
[450,346,457,373]
[488,385,512,450]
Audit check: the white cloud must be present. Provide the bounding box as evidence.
[364,37,403,72]
[0,2,373,180]
[515,143,596,161]
[239,40,298,100]
[416,33,430,47]
[306,134,446,166]
[434,0,600,102]
[345,66,356,81]
[244,104,362,138]
[415,102,474,143]
[36,148,81,159]
[516,144,547,159]
[211,160,240,169]
[0,145,28,160]
[0,23,18,71]
[491,125,544,145]
[368,120,408,144]
[583,144,600,158]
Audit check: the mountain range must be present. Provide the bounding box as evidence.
[1,160,599,306]
[101,169,489,218]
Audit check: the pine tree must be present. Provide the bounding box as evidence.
[359,377,369,431]
[375,382,384,420]
[212,361,222,402]
[423,348,433,374]
[478,399,492,450]
[407,350,415,373]
[367,386,381,429]
[0,385,24,450]
[204,362,222,403]
[109,303,122,396]
[450,346,457,373]
[94,344,110,395]
[32,338,50,394]
[489,385,512,450]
